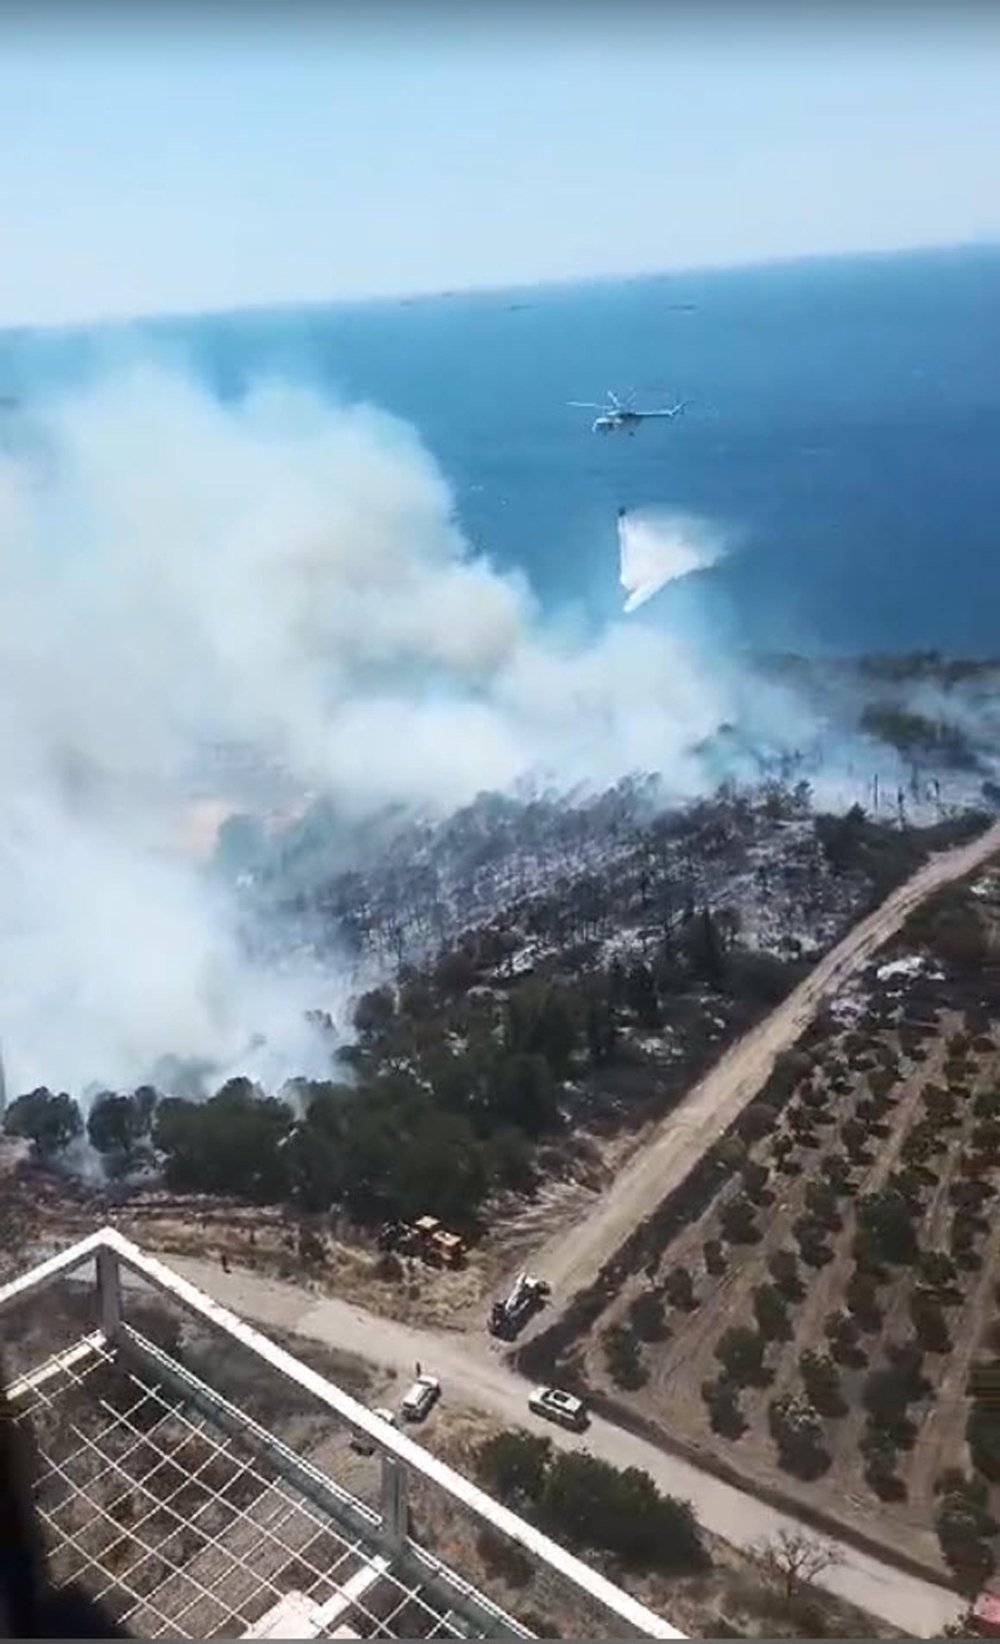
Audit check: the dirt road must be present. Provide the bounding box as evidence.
[521,819,1000,1311]
[165,1254,961,1636]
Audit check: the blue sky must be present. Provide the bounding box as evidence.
[1,4,999,326]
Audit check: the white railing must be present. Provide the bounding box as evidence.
[0,1226,682,1641]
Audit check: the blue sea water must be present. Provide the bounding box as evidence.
[3,243,1000,657]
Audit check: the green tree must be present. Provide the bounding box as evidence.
[283,1121,343,1214]
[920,1250,959,1289]
[855,1188,918,1266]
[154,1083,295,1203]
[507,983,578,1078]
[434,948,478,997]
[845,1270,884,1331]
[534,988,578,1078]
[863,1427,905,1501]
[663,1266,696,1312]
[768,1247,803,1300]
[741,1159,770,1203]
[769,1393,829,1480]
[739,1102,779,1144]
[720,1192,760,1244]
[684,908,726,988]
[937,1497,997,1594]
[792,1214,833,1269]
[715,1325,768,1387]
[910,1293,952,1354]
[539,1452,707,1574]
[701,1377,746,1439]
[385,1106,487,1228]
[483,1126,536,1194]
[624,962,662,1030]
[967,1398,1000,1482]
[703,1238,727,1275]
[5,1089,82,1160]
[353,986,396,1037]
[87,1092,146,1169]
[585,997,619,1066]
[841,1117,869,1162]
[816,804,867,873]
[863,1354,928,1433]
[772,1134,796,1170]
[824,1309,864,1366]
[804,1180,842,1232]
[478,1432,552,1508]
[819,1150,848,1190]
[799,1350,845,1417]
[628,1291,669,1341]
[753,1283,792,1342]
[602,1324,647,1391]
[488,1053,558,1137]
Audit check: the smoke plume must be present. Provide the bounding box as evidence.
[0,362,741,1100]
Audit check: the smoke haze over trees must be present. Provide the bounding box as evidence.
[1,357,997,1110]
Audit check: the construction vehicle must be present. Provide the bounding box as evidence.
[377,1215,466,1269]
[488,1270,551,1340]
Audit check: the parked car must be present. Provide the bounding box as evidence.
[400,1373,441,1422]
[528,1385,588,1432]
[350,1406,396,1455]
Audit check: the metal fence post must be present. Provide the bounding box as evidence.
[379,1452,409,1551]
[95,1244,122,1341]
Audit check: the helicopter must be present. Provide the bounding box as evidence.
[569,389,687,434]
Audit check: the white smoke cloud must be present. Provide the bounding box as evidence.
[0,361,739,1100]
[619,507,728,613]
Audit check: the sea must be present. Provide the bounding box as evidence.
[2,241,1000,659]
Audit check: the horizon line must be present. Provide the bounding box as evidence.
[2,232,998,342]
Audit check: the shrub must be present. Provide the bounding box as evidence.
[846,1270,884,1332]
[855,1188,919,1266]
[478,1431,552,1507]
[800,1350,846,1418]
[701,1377,747,1440]
[703,1238,727,1276]
[741,1159,771,1203]
[767,1247,804,1300]
[753,1283,792,1343]
[538,1452,708,1575]
[720,1193,760,1244]
[663,1266,697,1312]
[628,1290,669,1342]
[602,1324,647,1391]
[715,1326,769,1387]
[768,1394,830,1480]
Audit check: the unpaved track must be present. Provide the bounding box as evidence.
[522,820,1000,1312]
[164,1255,960,1636]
